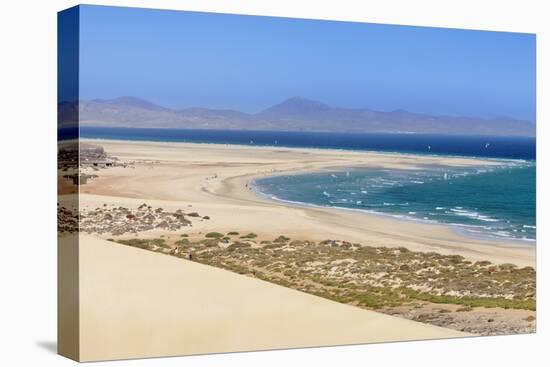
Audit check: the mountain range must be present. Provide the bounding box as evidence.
[60,96,535,137]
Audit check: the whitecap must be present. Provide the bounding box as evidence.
[477,215,499,222]
[449,208,500,222]
[450,208,468,213]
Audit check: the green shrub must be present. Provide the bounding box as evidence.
[116,238,169,249]
[274,235,291,243]
[205,232,224,239]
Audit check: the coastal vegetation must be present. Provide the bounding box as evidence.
[239,232,258,239]
[111,233,536,335]
[205,232,224,239]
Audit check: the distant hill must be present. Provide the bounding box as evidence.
[63,96,535,137]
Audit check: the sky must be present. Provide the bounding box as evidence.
[78,5,536,122]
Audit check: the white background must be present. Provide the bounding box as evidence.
[0,0,547,365]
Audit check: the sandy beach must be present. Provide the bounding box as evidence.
[55,138,536,360]
[80,139,535,267]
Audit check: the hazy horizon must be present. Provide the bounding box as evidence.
[77,95,533,122]
[78,5,536,123]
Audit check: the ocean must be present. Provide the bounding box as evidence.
[79,127,535,160]
[80,127,536,242]
[254,163,535,242]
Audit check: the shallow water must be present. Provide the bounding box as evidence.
[254,162,536,242]
[78,127,536,242]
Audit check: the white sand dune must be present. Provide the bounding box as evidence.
[77,235,467,361]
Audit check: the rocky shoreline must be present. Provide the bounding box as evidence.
[57,203,209,235]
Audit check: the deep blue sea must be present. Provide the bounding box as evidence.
[80,127,536,242]
[79,127,535,160]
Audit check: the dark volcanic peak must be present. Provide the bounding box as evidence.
[77,96,535,137]
[92,96,167,111]
[180,107,249,118]
[258,96,332,117]
[390,108,411,115]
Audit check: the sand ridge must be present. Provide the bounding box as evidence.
[78,235,468,361]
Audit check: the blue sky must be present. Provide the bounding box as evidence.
[78,5,536,121]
